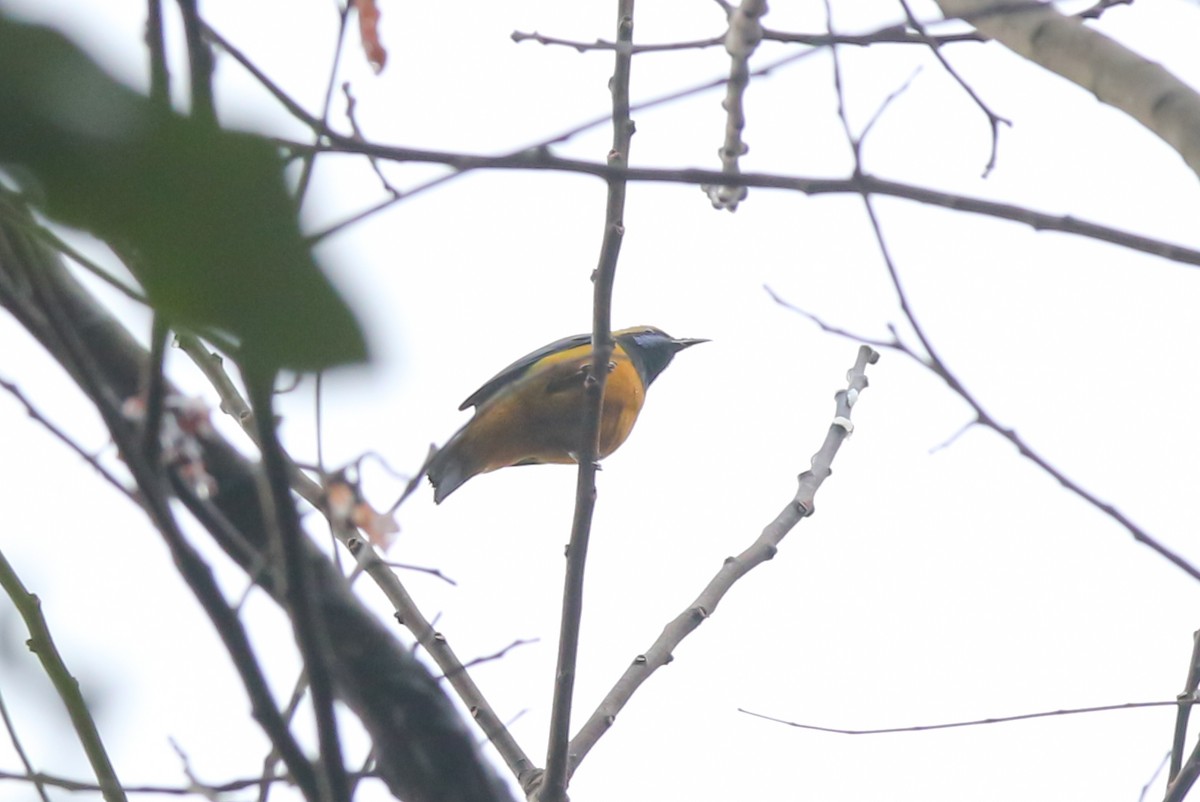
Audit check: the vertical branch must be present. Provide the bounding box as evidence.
[175,0,216,126]
[145,0,170,108]
[704,0,767,210]
[1169,629,1200,780]
[139,316,169,465]
[245,374,349,802]
[541,2,635,800]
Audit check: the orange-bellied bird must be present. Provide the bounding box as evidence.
[426,326,706,503]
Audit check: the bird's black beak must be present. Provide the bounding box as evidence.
[671,337,709,351]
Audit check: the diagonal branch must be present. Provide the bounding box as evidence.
[343,539,538,791]
[897,0,1010,176]
[0,550,127,802]
[935,0,1200,180]
[568,345,879,771]
[1169,628,1200,780]
[820,20,1200,584]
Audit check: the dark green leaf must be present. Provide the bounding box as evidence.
[0,15,369,372]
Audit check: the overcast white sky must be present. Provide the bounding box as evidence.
[2,1,1200,801]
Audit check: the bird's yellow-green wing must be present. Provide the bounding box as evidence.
[458,331,592,410]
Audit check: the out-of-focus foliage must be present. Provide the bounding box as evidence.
[0,14,368,373]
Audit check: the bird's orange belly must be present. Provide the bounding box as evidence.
[467,356,645,473]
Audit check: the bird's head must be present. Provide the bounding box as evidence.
[614,326,707,387]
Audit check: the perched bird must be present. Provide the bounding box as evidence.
[427,326,706,503]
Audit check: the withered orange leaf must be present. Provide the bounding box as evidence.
[356,0,387,74]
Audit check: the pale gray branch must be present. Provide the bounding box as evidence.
[936,0,1200,179]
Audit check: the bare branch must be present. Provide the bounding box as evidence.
[568,345,879,770]
[0,672,57,802]
[294,1,354,205]
[175,0,215,126]
[870,211,1200,582]
[936,0,1200,180]
[810,29,1200,584]
[740,699,1190,735]
[246,374,350,802]
[343,538,537,790]
[1169,629,1200,782]
[1141,753,1173,802]
[0,768,302,796]
[511,29,724,53]
[145,0,170,107]
[0,376,138,504]
[291,140,1200,270]
[542,3,636,800]
[703,0,768,210]
[896,0,1010,176]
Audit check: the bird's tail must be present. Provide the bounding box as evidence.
[426,430,473,504]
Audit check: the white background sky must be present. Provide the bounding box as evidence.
[1,1,1200,801]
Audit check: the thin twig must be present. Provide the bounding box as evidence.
[511,30,723,53]
[294,2,354,204]
[0,377,138,504]
[513,2,1130,54]
[0,768,303,796]
[762,285,895,349]
[897,0,1009,176]
[257,667,316,802]
[935,0,1200,180]
[740,699,1191,735]
[881,217,1199,581]
[1143,751,1174,802]
[511,16,980,54]
[1142,727,1197,800]
[308,46,822,242]
[824,3,1200,584]
[0,687,53,802]
[342,82,403,198]
[201,21,336,138]
[0,193,147,304]
[456,639,540,674]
